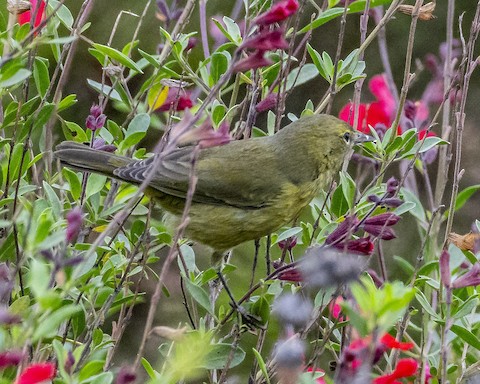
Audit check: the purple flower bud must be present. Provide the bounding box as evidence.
[439,250,451,288]
[382,198,404,208]
[0,307,21,325]
[367,195,381,203]
[92,138,117,153]
[86,105,107,131]
[66,207,83,243]
[115,366,136,384]
[186,37,197,51]
[233,50,273,73]
[340,237,375,256]
[273,261,303,282]
[256,93,278,113]
[0,264,13,304]
[325,216,359,245]
[278,236,297,251]
[404,100,417,121]
[254,0,299,26]
[367,269,384,287]
[386,177,399,197]
[240,29,289,52]
[89,104,102,119]
[272,294,313,327]
[64,351,75,374]
[451,263,480,289]
[0,350,24,369]
[363,225,396,240]
[364,213,401,227]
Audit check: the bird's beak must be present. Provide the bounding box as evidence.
[352,131,375,144]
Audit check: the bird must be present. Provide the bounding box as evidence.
[54,114,372,254]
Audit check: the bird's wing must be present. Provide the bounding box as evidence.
[114,140,285,208]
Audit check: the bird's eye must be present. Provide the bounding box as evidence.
[343,132,351,143]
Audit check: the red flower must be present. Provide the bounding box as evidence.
[339,74,401,134]
[329,296,345,320]
[254,0,299,26]
[157,90,193,112]
[418,129,436,141]
[373,358,418,384]
[306,367,326,384]
[18,0,45,28]
[17,362,56,384]
[380,334,414,351]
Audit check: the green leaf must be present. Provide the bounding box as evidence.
[42,181,61,219]
[399,136,449,159]
[86,174,107,198]
[33,58,50,97]
[252,348,271,384]
[48,0,74,28]
[455,185,480,212]
[223,16,242,44]
[87,79,122,102]
[184,279,212,314]
[62,121,88,142]
[202,343,246,369]
[33,304,82,341]
[121,113,150,149]
[92,43,143,73]
[451,324,480,350]
[210,51,229,85]
[285,64,319,91]
[415,289,440,320]
[57,94,77,111]
[0,68,31,88]
[299,8,346,33]
[62,168,82,200]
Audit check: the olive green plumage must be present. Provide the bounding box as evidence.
[54,114,368,251]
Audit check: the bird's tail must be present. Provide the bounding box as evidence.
[54,141,134,178]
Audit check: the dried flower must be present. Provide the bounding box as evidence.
[254,0,299,26]
[17,362,56,384]
[448,231,480,252]
[7,0,31,14]
[398,1,436,21]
